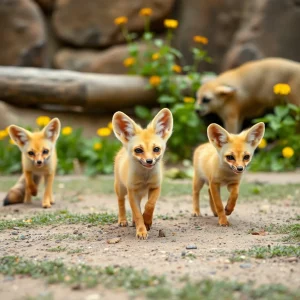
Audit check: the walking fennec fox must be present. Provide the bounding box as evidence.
[196,58,300,133]
[193,122,265,226]
[112,109,173,239]
[3,118,61,208]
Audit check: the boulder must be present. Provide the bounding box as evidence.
[223,0,300,70]
[173,0,243,73]
[54,43,147,74]
[52,0,174,47]
[0,0,47,67]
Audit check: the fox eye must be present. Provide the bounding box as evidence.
[28,151,35,156]
[202,96,211,104]
[153,147,160,153]
[134,148,143,154]
[43,149,49,155]
[226,155,235,161]
[243,155,250,160]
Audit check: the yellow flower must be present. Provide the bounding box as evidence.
[97,127,112,137]
[164,19,178,29]
[172,64,182,73]
[62,126,72,136]
[36,116,50,127]
[123,57,135,67]
[0,129,8,140]
[193,35,208,44]
[139,8,153,16]
[9,139,15,145]
[183,97,195,104]
[149,75,161,86]
[273,83,291,95]
[107,122,113,130]
[282,147,294,158]
[152,53,160,60]
[258,138,267,149]
[93,142,103,151]
[114,16,128,26]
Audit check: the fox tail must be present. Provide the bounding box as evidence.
[3,175,40,206]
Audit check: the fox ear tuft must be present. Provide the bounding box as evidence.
[43,118,61,142]
[112,112,137,143]
[150,108,173,141]
[246,122,265,147]
[8,125,31,148]
[207,123,230,148]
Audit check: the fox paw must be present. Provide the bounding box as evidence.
[29,185,38,196]
[192,211,201,217]
[118,220,128,227]
[218,219,229,227]
[144,223,152,231]
[136,228,148,239]
[225,205,233,216]
[42,202,51,209]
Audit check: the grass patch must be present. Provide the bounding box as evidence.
[265,223,300,243]
[0,210,117,231]
[0,256,299,300]
[46,246,67,253]
[67,248,84,255]
[235,245,300,259]
[0,256,166,291]
[278,224,300,243]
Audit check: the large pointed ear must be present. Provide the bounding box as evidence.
[150,108,173,141]
[245,122,265,148]
[207,123,230,148]
[112,111,138,144]
[8,125,31,148]
[215,85,236,97]
[43,118,61,142]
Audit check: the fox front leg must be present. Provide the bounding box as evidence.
[143,187,160,231]
[24,171,37,204]
[225,183,239,216]
[128,189,148,239]
[42,174,54,208]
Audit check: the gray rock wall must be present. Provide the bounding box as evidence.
[1,0,300,74]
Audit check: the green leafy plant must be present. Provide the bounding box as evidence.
[115,10,210,161]
[251,103,300,171]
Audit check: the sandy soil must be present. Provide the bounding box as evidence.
[0,174,299,300]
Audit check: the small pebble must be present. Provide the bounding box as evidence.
[12,227,19,230]
[181,251,186,257]
[11,231,18,236]
[240,263,251,269]
[107,237,121,244]
[20,235,26,240]
[186,245,197,250]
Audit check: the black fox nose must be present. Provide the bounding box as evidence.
[146,159,153,164]
[37,160,42,165]
[237,166,244,171]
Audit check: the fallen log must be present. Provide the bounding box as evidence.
[0,67,157,110]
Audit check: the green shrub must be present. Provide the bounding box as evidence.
[115,11,210,161]
[251,103,300,171]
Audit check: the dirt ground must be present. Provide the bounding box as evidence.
[0,173,299,300]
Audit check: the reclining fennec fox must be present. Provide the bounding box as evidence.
[196,58,300,133]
